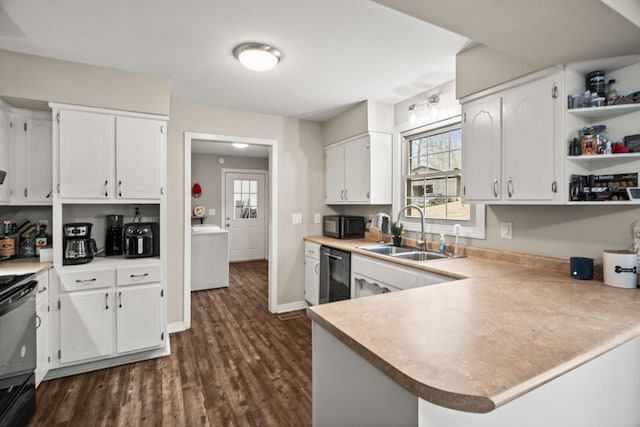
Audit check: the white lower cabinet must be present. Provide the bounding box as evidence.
[116,284,163,354]
[351,254,454,299]
[59,289,113,365]
[54,262,165,367]
[304,242,321,305]
[35,269,50,387]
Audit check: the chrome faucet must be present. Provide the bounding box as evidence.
[395,205,426,250]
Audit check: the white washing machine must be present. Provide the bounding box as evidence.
[191,224,229,290]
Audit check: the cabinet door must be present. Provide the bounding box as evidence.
[353,276,399,298]
[503,74,559,201]
[116,284,163,354]
[304,257,320,305]
[35,293,49,387]
[116,116,164,199]
[325,144,345,204]
[462,97,502,202]
[59,110,115,199]
[0,108,11,202]
[27,118,53,202]
[59,290,114,365]
[344,136,370,203]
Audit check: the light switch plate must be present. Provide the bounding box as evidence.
[209,208,216,216]
[292,213,302,224]
[314,213,321,224]
[500,221,513,239]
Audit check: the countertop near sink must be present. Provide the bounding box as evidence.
[0,258,52,275]
[305,235,640,413]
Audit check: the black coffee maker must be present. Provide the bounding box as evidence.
[105,215,124,256]
[63,223,98,265]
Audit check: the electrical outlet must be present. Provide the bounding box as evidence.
[314,213,321,224]
[500,221,513,239]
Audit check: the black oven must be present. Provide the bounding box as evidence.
[0,273,37,427]
[322,216,365,239]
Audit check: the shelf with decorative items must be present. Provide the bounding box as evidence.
[564,56,640,205]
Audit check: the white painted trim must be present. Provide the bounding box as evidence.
[184,132,279,328]
[220,168,269,260]
[276,301,309,313]
[48,102,169,121]
[167,321,187,334]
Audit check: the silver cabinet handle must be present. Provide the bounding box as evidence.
[75,278,97,283]
[344,189,348,200]
[103,180,108,197]
[507,177,514,198]
[24,188,27,198]
[36,314,42,329]
[118,180,122,197]
[46,189,52,198]
[118,291,122,308]
[130,273,149,278]
[551,180,558,193]
[104,293,109,310]
[38,286,48,294]
[314,264,319,274]
[492,179,499,198]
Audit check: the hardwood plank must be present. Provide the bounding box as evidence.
[31,260,312,426]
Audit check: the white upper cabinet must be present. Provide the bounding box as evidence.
[11,116,53,203]
[461,68,563,204]
[461,96,502,201]
[0,106,10,202]
[55,106,165,201]
[116,116,164,199]
[325,132,392,205]
[58,109,115,199]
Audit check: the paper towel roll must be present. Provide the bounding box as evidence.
[603,250,638,288]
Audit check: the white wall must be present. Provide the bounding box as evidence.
[191,154,269,227]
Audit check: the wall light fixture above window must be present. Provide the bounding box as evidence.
[233,43,283,71]
[408,94,441,123]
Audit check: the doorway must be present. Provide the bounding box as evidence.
[183,132,278,329]
[222,170,267,261]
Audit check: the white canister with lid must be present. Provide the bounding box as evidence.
[603,250,638,288]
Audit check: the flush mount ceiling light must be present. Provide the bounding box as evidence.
[233,43,282,72]
[232,142,249,149]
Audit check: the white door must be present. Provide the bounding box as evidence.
[324,144,345,204]
[0,108,9,202]
[503,74,558,201]
[461,96,502,202]
[116,116,164,199]
[225,171,266,262]
[59,290,113,365]
[116,284,163,354]
[58,110,115,199]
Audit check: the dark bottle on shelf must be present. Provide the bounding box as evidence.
[0,220,17,260]
[34,224,49,256]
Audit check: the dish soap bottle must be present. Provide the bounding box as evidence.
[438,233,446,253]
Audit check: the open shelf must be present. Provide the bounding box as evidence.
[567,103,640,120]
[566,152,640,162]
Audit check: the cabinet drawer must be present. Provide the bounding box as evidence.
[117,263,161,286]
[59,268,115,292]
[351,254,418,291]
[305,242,321,261]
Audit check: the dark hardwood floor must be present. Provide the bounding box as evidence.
[31,260,313,426]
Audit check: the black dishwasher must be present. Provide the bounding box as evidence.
[319,246,351,304]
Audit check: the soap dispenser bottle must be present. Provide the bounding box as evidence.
[438,233,446,253]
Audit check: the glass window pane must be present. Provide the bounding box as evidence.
[234,194,242,205]
[250,180,257,193]
[234,180,241,193]
[428,152,449,172]
[450,129,462,150]
[428,133,449,154]
[241,180,249,193]
[249,194,257,207]
[450,149,462,170]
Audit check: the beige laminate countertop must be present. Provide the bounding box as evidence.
[0,258,52,275]
[305,235,640,413]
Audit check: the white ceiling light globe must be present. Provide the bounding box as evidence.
[233,43,282,72]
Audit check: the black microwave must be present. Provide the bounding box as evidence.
[323,215,365,239]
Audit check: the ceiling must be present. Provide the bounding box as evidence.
[1,1,638,124]
[0,0,468,122]
[192,140,269,158]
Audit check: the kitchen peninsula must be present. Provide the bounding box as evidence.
[306,237,640,426]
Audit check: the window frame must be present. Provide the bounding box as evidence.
[394,115,486,239]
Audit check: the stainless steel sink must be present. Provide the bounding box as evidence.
[358,245,457,262]
[393,251,449,261]
[358,245,414,256]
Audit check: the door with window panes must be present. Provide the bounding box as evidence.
[405,125,469,221]
[225,172,266,261]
